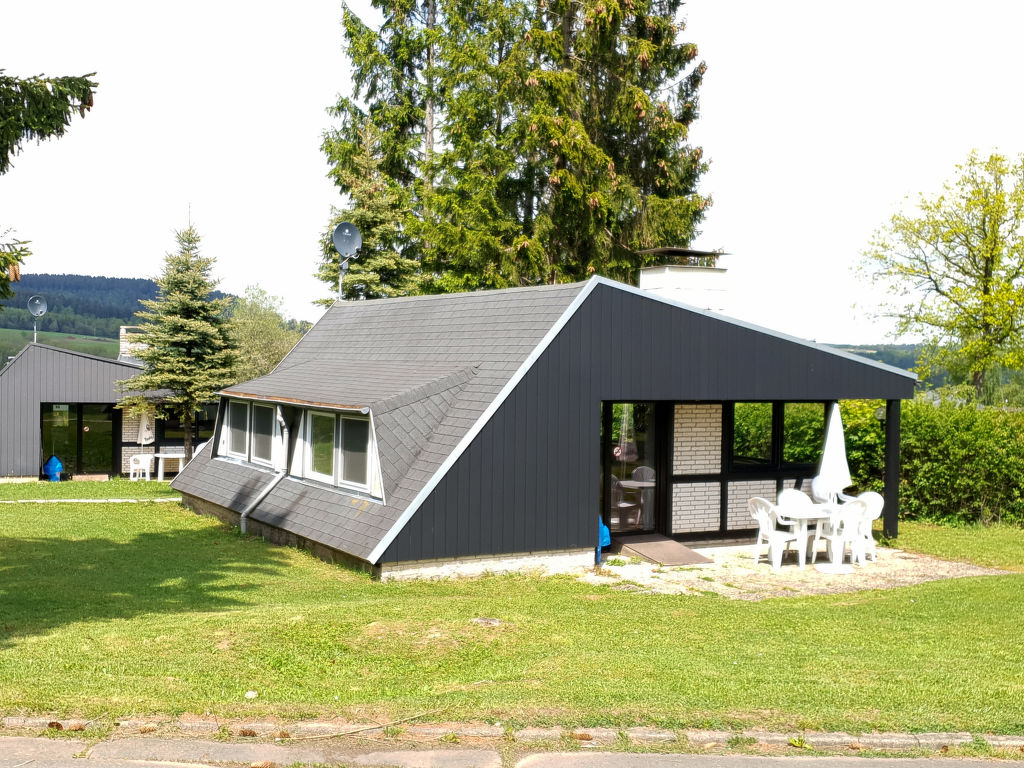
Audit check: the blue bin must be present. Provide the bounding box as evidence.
[43,455,63,482]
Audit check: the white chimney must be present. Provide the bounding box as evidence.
[637,248,729,313]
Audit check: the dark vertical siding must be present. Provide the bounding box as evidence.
[382,284,914,563]
[0,345,141,476]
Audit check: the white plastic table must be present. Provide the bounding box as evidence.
[153,452,186,482]
[776,504,836,568]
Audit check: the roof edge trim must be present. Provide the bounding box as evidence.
[365,279,597,564]
[1,342,144,373]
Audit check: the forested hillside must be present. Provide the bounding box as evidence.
[0,273,227,338]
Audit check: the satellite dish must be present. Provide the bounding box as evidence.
[27,295,47,317]
[332,222,362,256]
[27,295,47,344]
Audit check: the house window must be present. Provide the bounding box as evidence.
[730,402,827,469]
[251,404,275,465]
[732,402,773,465]
[341,417,370,485]
[226,400,249,458]
[301,410,373,491]
[307,411,336,482]
[782,403,825,465]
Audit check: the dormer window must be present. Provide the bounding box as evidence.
[303,410,371,490]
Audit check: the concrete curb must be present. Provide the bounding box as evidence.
[3,718,1024,767]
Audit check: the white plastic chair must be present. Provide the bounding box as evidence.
[129,453,153,481]
[857,491,885,562]
[815,498,869,565]
[749,497,800,571]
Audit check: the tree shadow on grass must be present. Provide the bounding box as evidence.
[0,526,291,648]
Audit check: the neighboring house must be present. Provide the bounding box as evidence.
[172,276,915,579]
[0,333,215,480]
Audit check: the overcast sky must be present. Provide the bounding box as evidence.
[3,1,1022,343]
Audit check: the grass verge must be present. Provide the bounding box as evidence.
[0,479,176,501]
[0,502,1021,733]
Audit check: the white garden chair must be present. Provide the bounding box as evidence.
[857,491,885,562]
[814,498,869,566]
[749,497,800,571]
[129,453,153,481]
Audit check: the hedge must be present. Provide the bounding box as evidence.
[839,398,1024,527]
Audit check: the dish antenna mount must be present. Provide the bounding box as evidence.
[332,222,362,301]
[27,295,47,343]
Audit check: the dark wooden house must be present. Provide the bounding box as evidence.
[172,277,915,578]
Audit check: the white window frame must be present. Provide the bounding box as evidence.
[304,410,338,485]
[249,403,277,468]
[224,400,250,459]
[298,409,375,494]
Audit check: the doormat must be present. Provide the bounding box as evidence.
[610,534,713,566]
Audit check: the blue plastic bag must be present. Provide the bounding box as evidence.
[43,455,63,482]
[598,516,611,548]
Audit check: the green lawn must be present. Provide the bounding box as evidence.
[888,520,1024,573]
[0,502,1022,734]
[0,479,176,501]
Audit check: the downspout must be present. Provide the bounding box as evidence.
[239,407,290,534]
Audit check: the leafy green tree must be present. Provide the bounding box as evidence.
[0,70,97,302]
[230,286,305,382]
[318,0,708,298]
[317,120,420,301]
[862,151,1024,399]
[118,226,237,461]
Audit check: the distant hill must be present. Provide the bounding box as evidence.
[0,273,228,339]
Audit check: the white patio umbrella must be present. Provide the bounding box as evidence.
[816,402,852,500]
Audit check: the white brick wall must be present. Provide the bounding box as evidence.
[671,482,720,533]
[672,404,721,474]
[120,413,154,474]
[727,479,777,530]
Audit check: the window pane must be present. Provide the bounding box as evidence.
[341,418,369,485]
[310,412,336,478]
[783,403,825,464]
[228,401,248,455]
[733,402,772,464]
[252,405,274,463]
[41,404,77,474]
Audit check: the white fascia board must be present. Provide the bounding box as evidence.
[365,278,599,564]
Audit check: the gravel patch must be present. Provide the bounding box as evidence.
[582,543,1005,600]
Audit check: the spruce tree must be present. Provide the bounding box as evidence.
[118,226,237,461]
[318,0,708,297]
[317,120,420,300]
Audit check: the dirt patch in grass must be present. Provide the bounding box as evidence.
[583,543,1006,600]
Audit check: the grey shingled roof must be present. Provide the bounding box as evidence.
[174,281,588,562]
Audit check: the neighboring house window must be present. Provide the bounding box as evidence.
[158,403,217,445]
[301,409,372,491]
